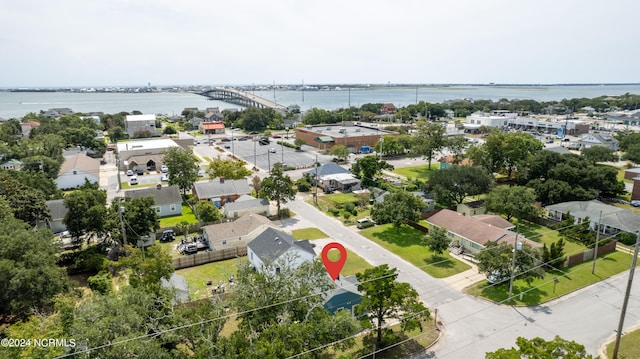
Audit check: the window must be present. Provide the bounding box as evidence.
[170,204,177,211]
[275,267,280,274]
[73,170,77,175]
[154,206,160,214]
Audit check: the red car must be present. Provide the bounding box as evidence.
[272,135,282,139]
[106,146,116,151]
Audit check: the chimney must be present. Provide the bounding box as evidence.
[220,177,225,183]
[156,183,162,190]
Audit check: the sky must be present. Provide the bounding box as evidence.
[1,0,639,87]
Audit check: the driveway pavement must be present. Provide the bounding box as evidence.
[285,196,640,358]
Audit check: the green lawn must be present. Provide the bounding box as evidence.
[323,246,372,277]
[322,193,360,207]
[465,251,635,305]
[177,257,244,300]
[392,164,440,181]
[159,205,199,228]
[359,223,471,278]
[314,193,372,225]
[291,227,329,240]
[514,220,587,256]
[606,326,640,359]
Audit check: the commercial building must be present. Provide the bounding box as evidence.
[294,124,397,152]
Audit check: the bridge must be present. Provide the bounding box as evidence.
[199,87,288,111]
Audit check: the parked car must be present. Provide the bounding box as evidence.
[161,165,168,173]
[631,200,640,207]
[198,169,205,177]
[224,143,231,149]
[161,174,169,182]
[356,218,375,229]
[136,168,144,175]
[272,134,282,139]
[129,175,138,185]
[159,230,175,242]
[126,169,134,176]
[269,148,276,153]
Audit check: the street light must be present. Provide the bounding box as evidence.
[508,232,521,299]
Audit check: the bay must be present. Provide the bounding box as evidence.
[1,84,639,119]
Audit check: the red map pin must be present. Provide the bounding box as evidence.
[321,242,347,281]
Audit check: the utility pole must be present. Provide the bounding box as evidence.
[592,210,603,274]
[508,232,520,299]
[612,230,640,359]
[267,150,271,174]
[119,204,127,246]
[253,137,257,170]
[314,153,318,205]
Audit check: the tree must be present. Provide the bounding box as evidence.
[355,264,429,345]
[0,171,50,226]
[581,145,616,164]
[163,125,177,135]
[445,135,468,164]
[260,163,296,218]
[476,241,545,286]
[206,157,252,180]
[63,180,108,243]
[163,147,199,195]
[411,121,447,170]
[350,155,394,187]
[428,165,493,207]
[109,196,160,245]
[0,215,70,319]
[624,143,640,163]
[195,200,222,223]
[176,220,190,239]
[293,137,306,149]
[542,238,566,271]
[423,226,451,256]
[469,131,542,177]
[485,335,594,359]
[118,245,174,294]
[229,260,360,357]
[371,191,427,232]
[484,185,540,221]
[329,144,350,162]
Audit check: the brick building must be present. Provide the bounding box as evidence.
[294,124,397,152]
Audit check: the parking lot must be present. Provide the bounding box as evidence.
[193,134,334,173]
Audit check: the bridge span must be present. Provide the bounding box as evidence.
[199,87,288,111]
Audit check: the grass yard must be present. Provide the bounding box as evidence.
[314,193,372,225]
[514,220,587,256]
[392,164,440,182]
[323,246,372,277]
[606,326,640,359]
[322,193,360,207]
[177,257,244,300]
[291,227,328,240]
[359,223,471,278]
[465,251,635,305]
[159,205,199,228]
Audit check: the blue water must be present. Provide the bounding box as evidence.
[1,84,639,119]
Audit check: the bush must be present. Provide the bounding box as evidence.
[74,246,109,274]
[278,208,292,218]
[328,207,340,216]
[619,232,636,246]
[87,271,113,295]
[296,178,311,192]
[344,202,355,213]
[342,211,352,220]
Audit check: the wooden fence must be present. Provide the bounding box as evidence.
[564,240,617,268]
[172,246,247,270]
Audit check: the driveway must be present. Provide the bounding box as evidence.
[285,196,640,357]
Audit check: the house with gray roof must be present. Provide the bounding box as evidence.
[222,194,269,218]
[125,184,182,218]
[161,273,190,303]
[304,163,349,184]
[192,177,251,207]
[202,213,273,250]
[304,163,360,192]
[578,133,619,151]
[247,227,316,273]
[545,200,640,235]
[41,199,68,234]
[0,159,24,170]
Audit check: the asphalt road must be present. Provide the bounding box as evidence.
[285,196,640,358]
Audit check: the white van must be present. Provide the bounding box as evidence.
[129,175,138,185]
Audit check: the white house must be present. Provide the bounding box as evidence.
[124,184,182,218]
[222,194,270,218]
[193,177,252,207]
[202,213,273,250]
[125,114,160,138]
[55,153,100,190]
[578,133,619,151]
[247,227,316,274]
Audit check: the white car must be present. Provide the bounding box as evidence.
[160,174,169,182]
[198,169,205,177]
[268,148,276,153]
[160,165,168,173]
[126,169,134,176]
[129,175,138,185]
